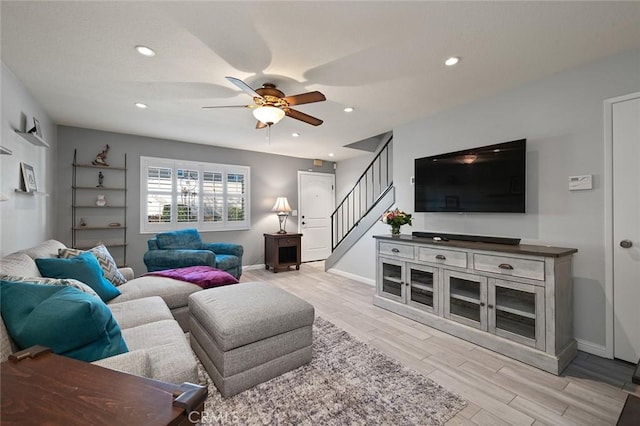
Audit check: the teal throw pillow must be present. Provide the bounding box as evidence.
[0,280,128,362]
[35,252,120,302]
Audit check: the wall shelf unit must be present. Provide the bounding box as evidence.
[15,130,49,148]
[374,235,578,375]
[72,149,127,266]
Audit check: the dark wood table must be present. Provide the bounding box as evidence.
[1,346,206,425]
[264,232,302,273]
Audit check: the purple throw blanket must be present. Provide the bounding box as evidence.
[143,266,239,289]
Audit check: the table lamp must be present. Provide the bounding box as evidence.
[272,196,292,234]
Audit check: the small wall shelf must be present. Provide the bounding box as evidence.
[72,163,126,171]
[1,146,12,155]
[14,189,47,196]
[15,131,49,148]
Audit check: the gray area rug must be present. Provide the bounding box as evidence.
[195,316,467,425]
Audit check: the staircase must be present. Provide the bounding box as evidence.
[325,135,394,270]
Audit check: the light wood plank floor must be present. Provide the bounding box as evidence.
[241,262,638,426]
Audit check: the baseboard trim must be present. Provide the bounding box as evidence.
[576,338,610,358]
[326,268,375,286]
[243,264,265,271]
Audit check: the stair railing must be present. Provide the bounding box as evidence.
[331,135,393,251]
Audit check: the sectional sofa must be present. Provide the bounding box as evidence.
[0,240,203,384]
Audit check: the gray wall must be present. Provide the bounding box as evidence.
[55,126,334,274]
[333,48,640,351]
[0,63,58,255]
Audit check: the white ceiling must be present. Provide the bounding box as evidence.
[2,1,639,161]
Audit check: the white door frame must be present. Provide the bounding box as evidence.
[603,91,640,359]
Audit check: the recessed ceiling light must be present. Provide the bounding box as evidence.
[444,56,460,66]
[292,133,300,137]
[344,107,354,113]
[135,45,155,57]
[135,102,147,109]
[328,153,335,157]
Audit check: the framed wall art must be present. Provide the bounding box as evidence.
[20,162,37,192]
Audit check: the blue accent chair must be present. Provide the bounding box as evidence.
[143,228,244,279]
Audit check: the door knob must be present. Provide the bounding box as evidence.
[620,239,633,249]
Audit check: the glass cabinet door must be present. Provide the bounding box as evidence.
[488,279,545,350]
[444,270,487,330]
[407,263,438,314]
[378,257,405,302]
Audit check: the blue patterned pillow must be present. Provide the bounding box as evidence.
[0,274,100,299]
[58,245,127,286]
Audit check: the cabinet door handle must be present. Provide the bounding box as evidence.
[488,304,494,309]
[480,302,485,307]
[391,248,400,253]
[498,263,514,270]
[435,254,446,260]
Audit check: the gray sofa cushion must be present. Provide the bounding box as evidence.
[21,239,67,259]
[188,282,315,351]
[121,320,198,384]
[109,296,173,329]
[0,253,41,277]
[92,349,152,378]
[111,276,200,309]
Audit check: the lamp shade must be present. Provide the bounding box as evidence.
[272,197,292,213]
[253,106,285,125]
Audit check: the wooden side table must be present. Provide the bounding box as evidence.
[1,346,206,425]
[264,233,302,273]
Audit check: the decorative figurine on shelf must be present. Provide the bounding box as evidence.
[92,145,110,166]
[97,171,104,188]
[96,195,107,207]
[79,218,87,227]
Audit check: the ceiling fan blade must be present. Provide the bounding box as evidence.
[283,91,326,106]
[285,108,323,126]
[256,120,267,129]
[225,76,263,99]
[202,105,252,109]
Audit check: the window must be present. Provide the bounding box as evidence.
[140,156,250,233]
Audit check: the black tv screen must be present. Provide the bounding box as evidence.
[415,139,526,213]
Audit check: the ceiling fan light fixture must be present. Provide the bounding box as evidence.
[253,106,285,125]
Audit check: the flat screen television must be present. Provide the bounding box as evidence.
[414,139,526,213]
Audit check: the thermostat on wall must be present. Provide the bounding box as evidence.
[569,175,592,190]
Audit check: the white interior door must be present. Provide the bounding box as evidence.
[298,171,335,262]
[612,95,640,363]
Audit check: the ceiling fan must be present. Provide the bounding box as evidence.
[203,77,326,128]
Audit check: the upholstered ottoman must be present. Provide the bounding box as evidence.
[189,282,314,397]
